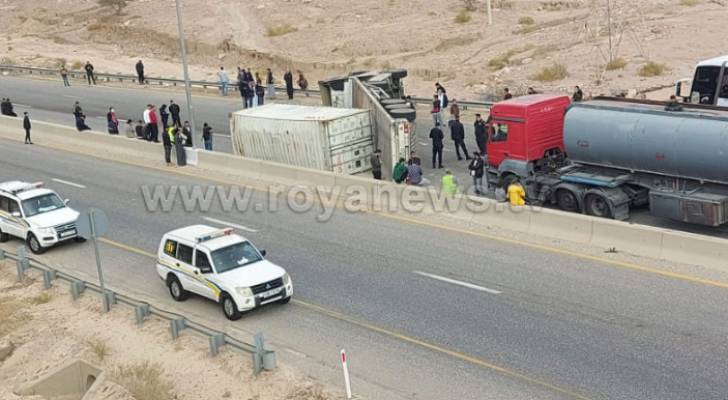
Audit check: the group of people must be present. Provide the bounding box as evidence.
[217,66,308,104]
[1,98,17,117]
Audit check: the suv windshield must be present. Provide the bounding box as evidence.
[21,193,65,217]
[211,241,262,273]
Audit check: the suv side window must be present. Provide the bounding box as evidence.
[195,250,213,273]
[163,239,177,257]
[0,196,8,212]
[7,199,20,215]
[177,243,194,264]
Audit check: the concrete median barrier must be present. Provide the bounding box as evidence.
[590,218,665,260]
[659,231,728,268]
[529,208,594,244]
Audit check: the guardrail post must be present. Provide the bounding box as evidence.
[209,333,225,356]
[134,304,150,326]
[170,318,186,340]
[42,269,53,289]
[15,246,28,282]
[70,281,86,300]
[102,290,116,313]
[0,249,5,260]
[252,332,275,374]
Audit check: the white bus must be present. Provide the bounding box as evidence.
[676,55,728,107]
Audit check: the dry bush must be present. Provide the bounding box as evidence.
[29,292,53,305]
[112,362,174,400]
[85,338,110,361]
[71,60,83,70]
[285,383,331,400]
[454,10,472,24]
[606,57,628,71]
[265,24,298,37]
[680,0,700,5]
[638,62,666,77]
[518,16,536,25]
[0,296,29,336]
[532,63,569,81]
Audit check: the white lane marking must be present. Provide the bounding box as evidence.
[213,133,231,139]
[419,142,429,146]
[203,216,258,233]
[413,270,502,294]
[13,104,32,108]
[51,178,87,189]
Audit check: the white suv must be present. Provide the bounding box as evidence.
[0,181,82,254]
[156,225,293,320]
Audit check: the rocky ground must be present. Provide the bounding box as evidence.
[0,0,726,99]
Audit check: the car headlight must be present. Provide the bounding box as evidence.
[236,287,253,297]
[37,227,56,236]
[282,273,291,286]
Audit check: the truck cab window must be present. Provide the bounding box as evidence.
[491,123,509,142]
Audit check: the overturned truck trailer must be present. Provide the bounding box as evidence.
[230,104,374,174]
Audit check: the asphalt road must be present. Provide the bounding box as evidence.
[3,75,728,239]
[1,139,727,399]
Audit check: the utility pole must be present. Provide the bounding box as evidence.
[174,0,197,148]
[487,0,493,26]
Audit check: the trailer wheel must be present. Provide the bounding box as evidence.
[585,194,613,218]
[556,190,580,213]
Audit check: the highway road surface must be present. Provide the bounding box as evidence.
[3,75,728,240]
[1,139,727,399]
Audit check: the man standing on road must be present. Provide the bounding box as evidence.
[168,100,181,126]
[182,121,192,147]
[136,60,145,84]
[449,99,460,123]
[266,68,276,99]
[450,116,470,161]
[163,124,174,167]
[218,67,229,96]
[202,123,213,151]
[60,66,70,87]
[474,113,487,155]
[429,122,444,169]
[149,105,159,142]
[468,152,485,195]
[84,61,96,85]
[431,94,442,127]
[159,104,170,132]
[23,112,32,144]
[284,70,294,100]
[370,149,383,180]
[143,105,152,141]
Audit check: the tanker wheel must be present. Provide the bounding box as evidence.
[556,190,580,213]
[585,194,613,218]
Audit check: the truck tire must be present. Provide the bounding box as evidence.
[0,228,9,243]
[556,189,580,213]
[278,296,291,305]
[585,194,613,218]
[389,108,416,122]
[221,293,243,321]
[167,275,190,301]
[26,233,46,255]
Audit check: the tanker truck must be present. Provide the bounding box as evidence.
[486,94,728,227]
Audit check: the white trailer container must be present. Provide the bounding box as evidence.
[230,104,374,174]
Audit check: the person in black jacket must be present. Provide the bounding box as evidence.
[284,70,294,100]
[572,86,584,102]
[159,104,169,131]
[474,113,487,155]
[468,152,485,195]
[136,60,145,84]
[84,61,96,85]
[450,116,470,161]
[168,100,181,126]
[23,112,32,144]
[429,123,444,169]
[1,98,18,117]
[202,123,213,150]
[255,79,265,106]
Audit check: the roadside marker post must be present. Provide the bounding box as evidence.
[77,208,111,312]
[341,349,352,399]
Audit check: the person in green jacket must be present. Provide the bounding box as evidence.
[393,158,408,184]
[441,170,459,195]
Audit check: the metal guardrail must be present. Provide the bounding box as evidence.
[0,64,494,109]
[0,246,275,374]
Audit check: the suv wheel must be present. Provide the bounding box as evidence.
[27,233,46,254]
[167,275,189,301]
[277,296,291,305]
[0,228,9,243]
[221,293,242,321]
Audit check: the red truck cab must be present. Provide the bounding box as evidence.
[487,94,571,170]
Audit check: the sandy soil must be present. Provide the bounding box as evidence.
[0,262,336,400]
[0,0,726,100]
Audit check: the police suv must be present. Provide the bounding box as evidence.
[156,225,292,320]
[0,181,82,254]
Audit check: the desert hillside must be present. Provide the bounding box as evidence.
[0,0,726,99]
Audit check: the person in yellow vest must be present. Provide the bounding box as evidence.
[162,125,175,167]
[441,170,459,195]
[507,180,526,206]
